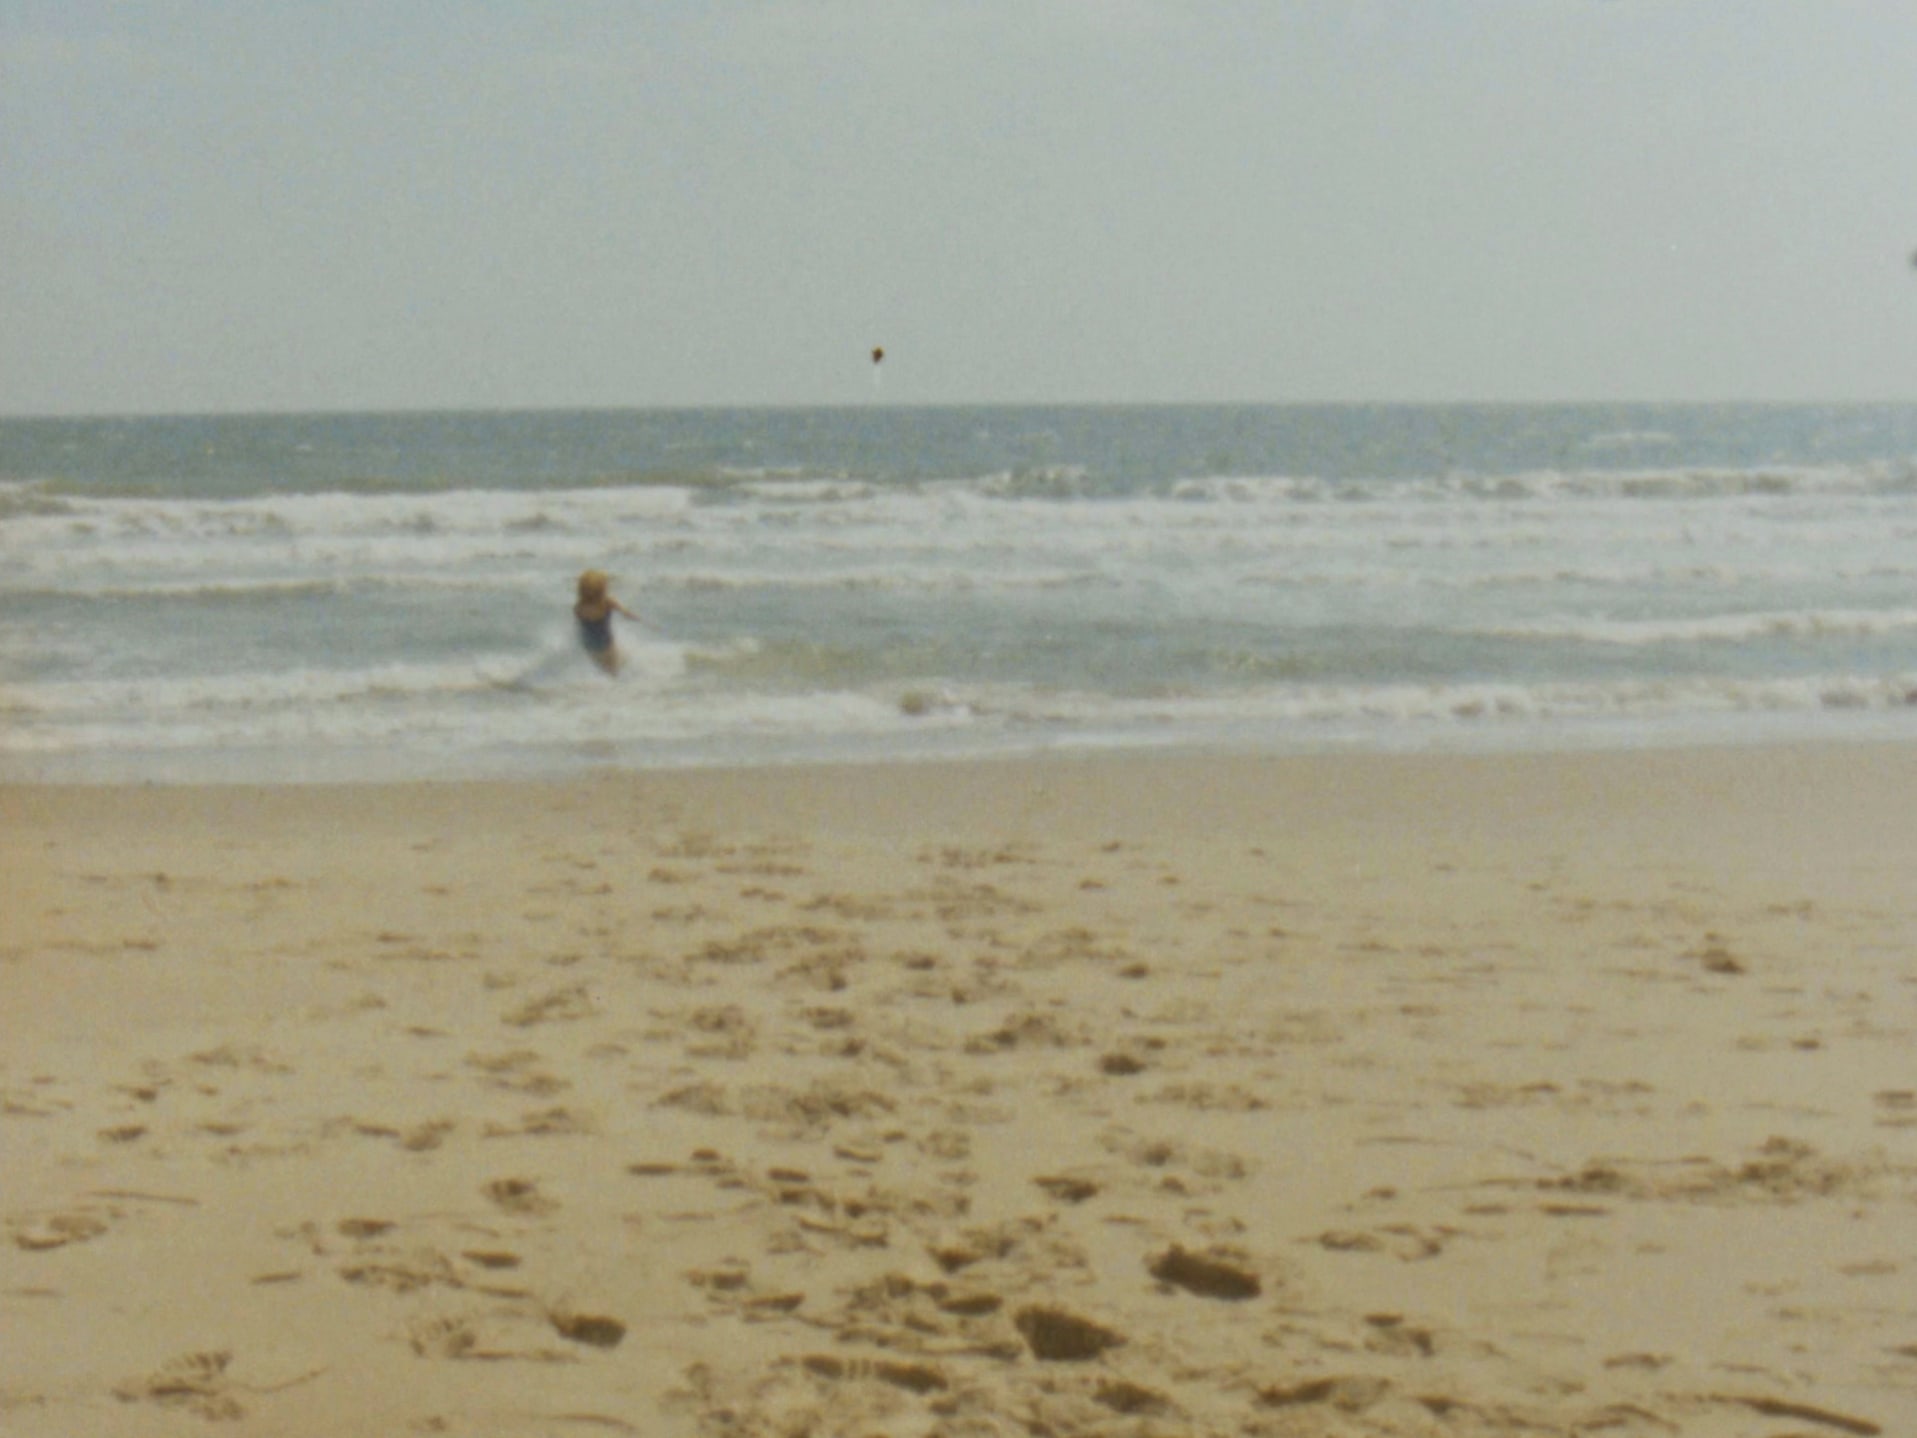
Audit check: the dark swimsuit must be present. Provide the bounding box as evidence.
[577,613,614,655]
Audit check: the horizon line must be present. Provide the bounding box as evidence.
[8,396,1917,423]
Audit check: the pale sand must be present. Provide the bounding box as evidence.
[3,746,1915,1436]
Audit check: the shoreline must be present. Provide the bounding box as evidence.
[5,742,1914,1434]
[6,702,1917,789]
[8,732,1917,839]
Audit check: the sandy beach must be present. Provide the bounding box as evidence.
[4,745,1916,1437]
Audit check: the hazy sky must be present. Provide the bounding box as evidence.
[5,2,1917,414]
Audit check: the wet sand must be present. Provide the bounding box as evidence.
[4,746,1916,1435]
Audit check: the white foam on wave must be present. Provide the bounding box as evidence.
[961,671,1917,733]
[0,482,697,553]
[1580,430,1680,449]
[733,478,877,503]
[1168,461,1917,504]
[4,628,687,717]
[1486,608,1917,647]
[7,657,1916,774]
[11,462,1914,600]
[0,659,915,760]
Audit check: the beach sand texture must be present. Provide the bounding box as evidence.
[4,748,1916,1436]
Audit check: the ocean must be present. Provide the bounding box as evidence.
[5,404,1917,783]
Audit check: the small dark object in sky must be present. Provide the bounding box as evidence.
[871,346,885,364]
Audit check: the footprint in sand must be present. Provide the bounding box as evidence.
[9,1209,112,1252]
[1874,1090,1917,1128]
[501,985,598,1028]
[1146,1245,1263,1300]
[1687,935,1747,975]
[482,1105,594,1139]
[1033,1174,1100,1205]
[408,1315,479,1360]
[337,1246,462,1294]
[798,1354,947,1394]
[1362,1313,1438,1358]
[550,1310,627,1349]
[1257,1375,1392,1414]
[1313,1224,1456,1262]
[964,1011,1091,1054]
[483,1177,559,1215]
[1094,1379,1176,1416]
[113,1351,244,1422]
[460,1248,522,1271]
[465,1050,569,1096]
[1014,1305,1127,1362]
[681,1004,758,1059]
[348,1117,456,1150]
[927,1217,1049,1274]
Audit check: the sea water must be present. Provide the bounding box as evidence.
[5,405,1917,782]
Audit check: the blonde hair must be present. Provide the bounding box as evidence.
[576,570,609,602]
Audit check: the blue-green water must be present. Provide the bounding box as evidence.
[5,405,1917,781]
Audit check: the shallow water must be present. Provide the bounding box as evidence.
[5,404,1917,780]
